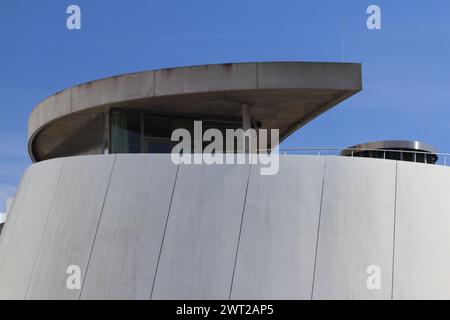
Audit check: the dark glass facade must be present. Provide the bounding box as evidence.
[110,110,242,154]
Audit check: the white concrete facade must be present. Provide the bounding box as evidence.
[0,154,449,299]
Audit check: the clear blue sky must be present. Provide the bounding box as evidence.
[1,0,450,211]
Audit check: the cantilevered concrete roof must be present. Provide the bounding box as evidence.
[29,62,362,161]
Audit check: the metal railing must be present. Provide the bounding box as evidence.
[276,147,450,167]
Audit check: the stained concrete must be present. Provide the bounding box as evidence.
[71,71,155,113]
[231,156,324,299]
[0,166,33,299]
[151,164,250,300]
[393,161,450,299]
[26,155,114,299]
[28,62,362,162]
[257,62,362,90]
[312,157,396,300]
[81,154,177,299]
[1,155,449,299]
[154,63,257,96]
[0,159,65,299]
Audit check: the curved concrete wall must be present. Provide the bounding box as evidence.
[28,62,362,161]
[29,62,362,140]
[0,155,449,299]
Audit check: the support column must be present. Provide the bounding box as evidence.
[242,104,251,131]
[242,104,252,154]
[103,109,110,154]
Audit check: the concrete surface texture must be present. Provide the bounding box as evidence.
[28,62,362,161]
[1,154,450,300]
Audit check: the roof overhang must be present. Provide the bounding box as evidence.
[29,62,362,161]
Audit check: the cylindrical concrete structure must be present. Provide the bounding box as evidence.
[2,62,450,300]
[1,155,450,299]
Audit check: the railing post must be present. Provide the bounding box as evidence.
[272,148,450,168]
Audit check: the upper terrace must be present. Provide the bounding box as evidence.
[28,62,362,162]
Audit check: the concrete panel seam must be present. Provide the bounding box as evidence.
[24,159,67,299]
[228,164,253,300]
[391,161,399,300]
[149,165,180,300]
[79,155,118,299]
[310,157,327,300]
[0,170,32,270]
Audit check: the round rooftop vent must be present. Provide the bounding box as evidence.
[340,140,438,164]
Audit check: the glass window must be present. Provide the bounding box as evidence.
[143,115,196,153]
[144,115,171,138]
[128,113,141,153]
[111,111,141,153]
[144,138,174,153]
[110,110,243,154]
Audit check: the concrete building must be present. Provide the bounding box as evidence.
[1,62,450,300]
[0,200,12,236]
[0,214,6,235]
